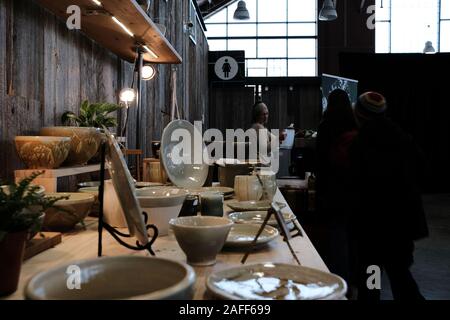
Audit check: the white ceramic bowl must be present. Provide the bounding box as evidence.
[25,256,196,300]
[136,187,188,236]
[169,216,234,266]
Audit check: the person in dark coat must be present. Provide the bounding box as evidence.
[349,92,428,300]
[316,89,358,287]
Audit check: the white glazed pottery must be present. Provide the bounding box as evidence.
[169,216,234,266]
[136,187,188,236]
[224,224,279,248]
[206,263,347,300]
[234,175,263,201]
[161,120,209,188]
[25,256,196,300]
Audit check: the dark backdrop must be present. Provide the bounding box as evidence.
[340,53,450,193]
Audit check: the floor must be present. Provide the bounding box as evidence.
[381,194,450,300]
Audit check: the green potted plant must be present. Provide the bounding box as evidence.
[0,172,67,296]
[62,100,122,130]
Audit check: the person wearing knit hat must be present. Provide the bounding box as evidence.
[354,91,387,122]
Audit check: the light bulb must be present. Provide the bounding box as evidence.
[119,88,136,103]
[142,65,156,80]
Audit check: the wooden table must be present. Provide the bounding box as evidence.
[4,189,328,300]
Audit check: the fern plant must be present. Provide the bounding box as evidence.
[0,172,68,242]
[62,100,122,129]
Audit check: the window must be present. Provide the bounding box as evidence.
[375,0,450,53]
[204,0,318,77]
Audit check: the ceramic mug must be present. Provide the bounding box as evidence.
[234,175,263,201]
[200,192,224,217]
[148,159,168,184]
[255,170,278,201]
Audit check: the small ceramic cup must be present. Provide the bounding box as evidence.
[200,191,224,217]
[234,175,263,201]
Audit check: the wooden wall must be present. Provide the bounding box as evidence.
[0,0,209,183]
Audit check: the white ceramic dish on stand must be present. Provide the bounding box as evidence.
[105,132,148,245]
[161,120,209,189]
[224,224,279,248]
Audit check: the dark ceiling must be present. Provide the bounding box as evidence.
[197,0,237,18]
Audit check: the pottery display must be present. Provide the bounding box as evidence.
[40,127,103,166]
[234,175,263,201]
[25,256,196,300]
[42,193,95,231]
[206,263,347,300]
[169,216,234,266]
[14,136,71,169]
[136,187,188,236]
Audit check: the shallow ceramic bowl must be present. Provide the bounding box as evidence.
[207,263,347,300]
[136,187,188,236]
[43,193,95,231]
[228,211,295,227]
[169,216,234,266]
[40,127,103,166]
[224,224,279,248]
[25,256,196,300]
[15,136,71,169]
[78,187,100,216]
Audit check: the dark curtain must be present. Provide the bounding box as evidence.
[340,53,450,193]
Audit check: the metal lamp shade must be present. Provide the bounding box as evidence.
[319,0,338,21]
[234,1,250,20]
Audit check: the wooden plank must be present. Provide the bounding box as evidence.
[24,232,62,261]
[3,190,329,300]
[35,0,181,64]
[14,164,101,179]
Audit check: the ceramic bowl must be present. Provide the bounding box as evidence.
[228,210,295,228]
[40,127,103,166]
[224,224,279,248]
[136,187,188,236]
[169,216,234,266]
[206,263,347,300]
[43,193,95,231]
[25,256,196,300]
[14,136,71,169]
[78,187,99,216]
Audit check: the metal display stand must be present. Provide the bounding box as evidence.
[96,142,158,257]
[241,202,303,265]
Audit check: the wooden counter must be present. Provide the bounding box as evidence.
[4,189,328,300]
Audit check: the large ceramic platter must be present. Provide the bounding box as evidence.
[227,200,287,212]
[206,263,347,300]
[224,224,279,248]
[228,211,295,227]
[161,120,209,189]
[106,133,148,245]
[185,186,234,195]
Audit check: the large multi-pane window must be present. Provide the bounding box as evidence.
[205,0,318,77]
[376,0,450,53]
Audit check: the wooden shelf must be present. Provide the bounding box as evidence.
[15,164,102,192]
[36,0,182,64]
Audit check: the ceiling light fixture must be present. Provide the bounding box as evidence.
[233,1,250,20]
[319,0,338,21]
[112,16,134,37]
[142,64,156,80]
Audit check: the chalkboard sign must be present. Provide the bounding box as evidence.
[321,73,359,113]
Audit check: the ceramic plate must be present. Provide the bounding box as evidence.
[185,186,234,195]
[206,263,347,300]
[227,201,287,212]
[224,224,279,248]
[161,120,209,188]
[106,133,148,245]
[228,211,295,227]
[135,182,164,188]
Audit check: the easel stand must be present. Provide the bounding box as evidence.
[242,202,303,265]
[97,142,158,257]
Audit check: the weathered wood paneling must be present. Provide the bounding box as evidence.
[0,0,209,183]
